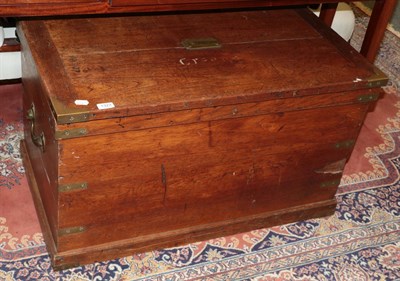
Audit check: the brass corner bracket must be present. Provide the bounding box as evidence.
[50,97,92,124]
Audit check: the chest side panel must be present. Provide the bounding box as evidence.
[20,26,60,248]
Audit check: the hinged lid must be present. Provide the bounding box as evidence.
[18,8,387,124]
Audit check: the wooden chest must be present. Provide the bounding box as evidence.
[18,8,387,269]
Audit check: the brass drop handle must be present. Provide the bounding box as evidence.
[26,103,45,152]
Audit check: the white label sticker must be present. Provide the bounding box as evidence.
[74,99,89,106]
[97,102,115,110]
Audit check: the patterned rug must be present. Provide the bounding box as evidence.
[1,8,400,281]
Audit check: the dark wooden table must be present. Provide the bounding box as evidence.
[0,0,398,62]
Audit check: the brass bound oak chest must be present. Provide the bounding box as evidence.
[18,8,387,269]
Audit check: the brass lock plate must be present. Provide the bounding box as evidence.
[181,37,221,50]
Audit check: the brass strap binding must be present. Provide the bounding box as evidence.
[26,103,45,152]
[58,226,86,236]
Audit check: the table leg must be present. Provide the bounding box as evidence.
[319,3,339,27]
[360,0,398,62]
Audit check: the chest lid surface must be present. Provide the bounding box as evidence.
[18,8,387,124]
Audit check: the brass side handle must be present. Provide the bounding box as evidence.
[26,103,45,152]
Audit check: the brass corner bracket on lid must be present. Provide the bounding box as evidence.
[50,97,92,124]
[366,67,389,88]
